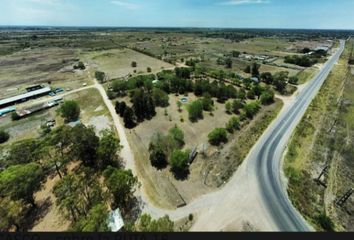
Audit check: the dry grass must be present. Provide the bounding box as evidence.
[80,48,173,80]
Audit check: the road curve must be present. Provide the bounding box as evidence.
[253,40,345,231]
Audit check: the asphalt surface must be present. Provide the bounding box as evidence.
[252,40,345,231]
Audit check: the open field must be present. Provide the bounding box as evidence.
[81,48,174,80]
[284,40,353,231]
[0,47,92,99]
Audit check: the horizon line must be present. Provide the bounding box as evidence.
[0,25,354,31]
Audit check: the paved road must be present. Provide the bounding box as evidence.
[253,40,345,231]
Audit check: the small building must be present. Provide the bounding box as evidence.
[0,86,51,108]
[108,209,124,232]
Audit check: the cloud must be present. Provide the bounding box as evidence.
[111,0,142,10]
[219,0,270,5]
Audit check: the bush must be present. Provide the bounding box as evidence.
[0,130,10,144]
[208,128,228,146]
[131,61,137,68]
[147,67,152,73]
[289,76,299,85]
[11,112,21,121]
[244,102,261,119]
[226,117,240,133]
[317,213,335,231]
[58,100,80,122]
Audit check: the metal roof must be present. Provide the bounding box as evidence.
[0,87,51,107]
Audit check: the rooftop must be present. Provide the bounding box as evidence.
[0,87,51,107]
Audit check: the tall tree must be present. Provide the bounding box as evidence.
[58,100,80,122]
[0,163,44,207]
[97,130,121,169]
[103,167,138,211]
[72,204,109,232]
[71,124,99,166]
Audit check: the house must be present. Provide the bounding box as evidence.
[0,86,51,108]
[108,209,124,232]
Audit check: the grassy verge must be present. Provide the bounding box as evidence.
[214,99,284,185]
[284,40,352,231]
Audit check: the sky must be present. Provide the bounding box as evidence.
[0,0,353,29]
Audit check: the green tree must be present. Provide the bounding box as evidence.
[170,150,189,175]
[232,50,241,58]
[53,169,104,222]
[152,88,169,107]
[187,100,203,122]
[0,197,27,231]
[73,204,109,232]
[225,101,232,114]
[103,167,138,210]
[232,99,243,114]
[208,128,228,146]
[95,71,106,82]
[133,89,156,122]
[77,61,85,70]
[5,139,40,166]
[136,214,174,232]
[289,76,299,85]
[202,93,214,111]
[71,124,99,166]
[149,133,169,169]
[97,130,121,169]
[168,125,185,148]
[147,67,152,73]
[123,107,136,129]
[225,58,232,68]
[0,130,9,144]
[244,102,261,119]
[44,125,74,178]
[273,71,289,93]
[115,101,127,117]
[260,90,275,105]
[0,163,44,207]
[226,117,240,133]
[260,72,273,84]
[58,100,80,122]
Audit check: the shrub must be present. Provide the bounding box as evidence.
[208,128,228,146]
[317,213,335,232]
[244,102,261,119]
[226,117,240,133]
[131,61,137,68]
[0,130,10,144]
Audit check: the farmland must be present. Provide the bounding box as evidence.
[0,27,342,232]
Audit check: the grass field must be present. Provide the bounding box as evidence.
[81,48,174,80]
